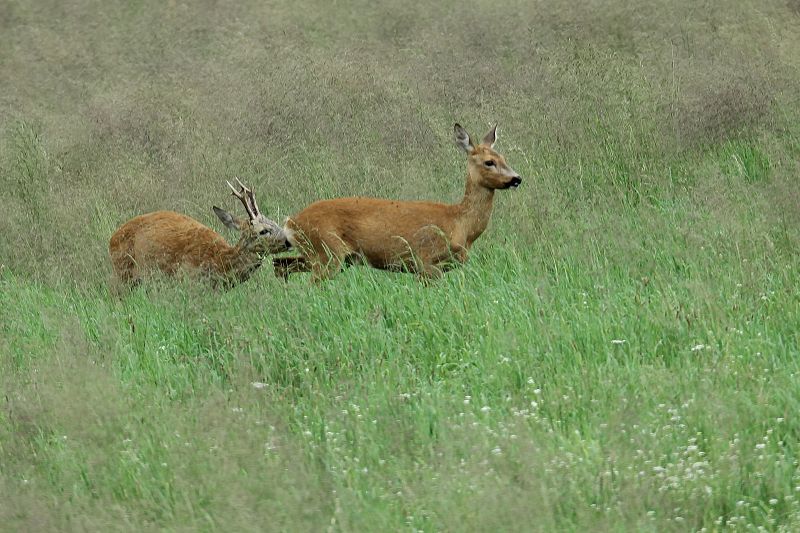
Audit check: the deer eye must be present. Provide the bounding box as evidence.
[484,160,496,167]
[259,229,271,236]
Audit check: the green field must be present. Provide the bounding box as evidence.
[3,0,800,530]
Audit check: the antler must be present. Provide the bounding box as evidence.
[223,179,286,240]
[236,177,261,218]
[226,178,257,220]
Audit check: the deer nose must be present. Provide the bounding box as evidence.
[508,176,522,188]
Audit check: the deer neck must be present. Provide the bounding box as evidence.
[219,244,264,284]
[455,174,495,246]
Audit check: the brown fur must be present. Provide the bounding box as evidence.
[275,124,521,282]
[110,185,288,289]
[109,211,251,287]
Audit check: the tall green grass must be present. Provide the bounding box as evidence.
[2,0,800,530]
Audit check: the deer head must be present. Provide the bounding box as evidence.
[213,179,290,255]
[454,123,522,190]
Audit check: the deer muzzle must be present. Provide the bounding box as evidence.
[505,176,522,189]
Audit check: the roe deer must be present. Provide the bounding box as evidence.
[109,180,290,288]
[273,123,522,282]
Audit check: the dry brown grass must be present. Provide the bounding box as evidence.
[670,66,775,148]
[2,0,799,280]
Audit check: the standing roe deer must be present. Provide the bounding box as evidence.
[109,180,290,288]
[273,123,522,282]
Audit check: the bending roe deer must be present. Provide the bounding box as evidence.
[109,180,289,288]
[273,123,522,282]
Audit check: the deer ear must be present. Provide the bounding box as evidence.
[454,123,473,153]
[481,125,497,148]
[213,206,242,231]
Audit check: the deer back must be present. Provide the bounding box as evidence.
[286,197,462,267]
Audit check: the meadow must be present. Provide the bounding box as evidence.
[2,0,800,530]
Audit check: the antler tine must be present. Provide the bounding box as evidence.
[226,180,244,199]
[234,177,261,218]
[226,179,255,219]
[246,188,261,218]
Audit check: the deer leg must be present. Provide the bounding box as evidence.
[415,243,470,284]
[109,275,140,298]
[308,234,356,283]
[273,256,311,280]
[451,243,468,264]
[273,253,342,283]
[310,254,343,283]
[416,263,444,285]
[444,245,468,272]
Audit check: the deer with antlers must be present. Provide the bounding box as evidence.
[272,123,522,282]
[109,180,290,289]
